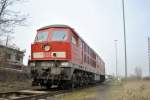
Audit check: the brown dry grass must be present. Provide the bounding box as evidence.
[107,80,150,100]
[0,67,29,82]
[0,80,33,93]
[0,67,32,93]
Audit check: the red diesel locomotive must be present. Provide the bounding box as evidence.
[29,24,105,88]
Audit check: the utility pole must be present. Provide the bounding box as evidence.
[114,40,118,78]
[5,35,14,47]
[6,35,9,46]
[148,37,150,77]
[122,0,128,79]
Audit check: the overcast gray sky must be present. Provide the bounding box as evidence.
[12,0,150,76]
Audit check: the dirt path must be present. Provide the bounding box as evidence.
[95,81,113,100]
[96,85,109,100]
[54,81,112,100]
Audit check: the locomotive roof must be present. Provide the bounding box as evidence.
[38,24,72,30]
[37,24,79,39]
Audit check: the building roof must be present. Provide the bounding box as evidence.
[0,44,24,53]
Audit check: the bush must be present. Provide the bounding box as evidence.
[0,68,30,82]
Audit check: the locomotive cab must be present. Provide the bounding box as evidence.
[31,28,71,60]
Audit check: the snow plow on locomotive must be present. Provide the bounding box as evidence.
[28,25,105,89]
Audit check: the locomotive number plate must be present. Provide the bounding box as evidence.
[33,52,44,58]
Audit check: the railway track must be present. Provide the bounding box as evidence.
[0,89,64,100]
[0,87,94,100]
[0,81,111,100]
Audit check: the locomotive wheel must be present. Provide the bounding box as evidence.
[61,73,77,89]
[32,80,39,86]
[70,73,76,89]
[46,81,52,89]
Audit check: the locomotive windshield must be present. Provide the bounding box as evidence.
[35,32,48,42]
[51,30,67,41]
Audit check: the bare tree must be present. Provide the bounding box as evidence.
[0,0,27,68]
[0,0,27,36]
[134,66,142,79]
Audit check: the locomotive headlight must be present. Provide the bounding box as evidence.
[61,62,69,66]
[44,45,50,51]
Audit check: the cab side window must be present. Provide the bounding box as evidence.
[71,36,77,45]
[79,39,82,48]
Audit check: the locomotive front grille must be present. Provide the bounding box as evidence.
[51,67,61,75]
[29,60,72,81]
